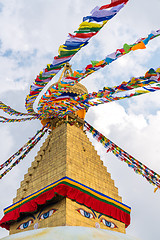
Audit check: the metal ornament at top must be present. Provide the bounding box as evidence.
[39,62,88,130]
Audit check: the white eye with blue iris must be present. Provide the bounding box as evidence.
[17,219,33,230]
[101,218,117,229]
[77,209,94,219]
[39,209,56,220]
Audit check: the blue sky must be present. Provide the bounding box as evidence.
[0,1,160,239]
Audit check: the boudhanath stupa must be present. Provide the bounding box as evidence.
[0,0,159,239]
[0,63,137,238]
[0,90,135,239]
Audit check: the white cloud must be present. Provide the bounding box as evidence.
[0,0,160,239]
[0,126,13,159]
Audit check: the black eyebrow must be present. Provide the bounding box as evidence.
[37,205,50,219]
[98,213,103,219]
[37,209,44,219]
[37,207,57,219]
[21,213,36,220]
[91,209,97,218]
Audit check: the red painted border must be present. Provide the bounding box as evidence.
[0,184,130,230]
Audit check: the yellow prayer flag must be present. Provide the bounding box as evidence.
[156,68,160,73]
[136,90,149,94]
[130,77,136,84]
[79,22,102,29]
[58,45,80,54]
[154,187,158,193]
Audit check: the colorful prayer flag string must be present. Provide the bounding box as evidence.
[0,101,37,117]
[84,121,160,190]
[0,0,159,192]
[37,67,160,119]
[37,30,160,118]
[77,67,160,106]
[0,116,39,123]
[0,124,49,179]
[60,29,160,87]
[25,0,129,115]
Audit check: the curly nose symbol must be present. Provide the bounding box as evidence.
[34,223,39,229]
[95,222,100,228]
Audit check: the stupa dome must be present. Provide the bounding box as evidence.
[1,226,139,240]
[49,82,88,95]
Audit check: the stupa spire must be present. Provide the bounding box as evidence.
[0,63,130,235]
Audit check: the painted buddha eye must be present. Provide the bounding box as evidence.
[39,209,56,220]
[17,219,33,230]
[77,208,95,219]
[101,218,117,229]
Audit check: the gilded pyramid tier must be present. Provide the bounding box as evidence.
[13,123,121,203]
[0,123,130,235]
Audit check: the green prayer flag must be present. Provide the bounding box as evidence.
[91,60,100,67]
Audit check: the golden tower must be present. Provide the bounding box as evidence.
[0,69,131,236]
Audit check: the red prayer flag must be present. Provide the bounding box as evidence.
[100,0,129,10]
